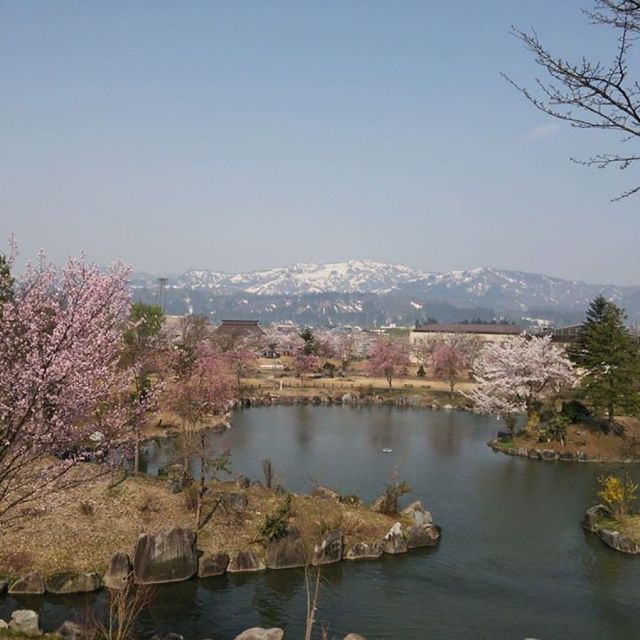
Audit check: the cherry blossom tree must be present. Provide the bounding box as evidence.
[431,336,482,398]
[0,245,144,525]
[334,332,358,374]
[467,334,576,434]
[292,351,320,384]
[366,338,410,389]
[171,346,235,528]
[222,345,256,390]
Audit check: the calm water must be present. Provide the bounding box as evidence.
[2,406,638,640]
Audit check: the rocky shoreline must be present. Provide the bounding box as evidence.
[488,438,640,465]
[582,505,640,554]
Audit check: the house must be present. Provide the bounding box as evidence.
[409,323,524,359]
[212,319,265,349]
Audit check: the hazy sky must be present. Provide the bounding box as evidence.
[1,1,639,284]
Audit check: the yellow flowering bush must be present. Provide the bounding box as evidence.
[598,473,639,519]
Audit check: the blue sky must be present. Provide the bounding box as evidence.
[1,1,638,284]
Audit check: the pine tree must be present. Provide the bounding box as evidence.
[569,296,640,423]
[299,326,317,355]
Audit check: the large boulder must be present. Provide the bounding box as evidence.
[234,629,284,640]
[597,528,640,554]
[401,501,433,527]
[227,549,266,573]
[0,620,8,630]
[382,523,407,555]
[311,530,343,566]
[103,552,133,590]
[582,504,613,532]
[46,572,101,595]
[198,552,230,578]
[311,486,341,501]
[9,610,41,637]
[265,528,307,569]
[133,528,197,584]
[225,493,249,511]
[345,541,383,561]
[9,572,45,595]
[404,524,441,549]
[55,621,84,640]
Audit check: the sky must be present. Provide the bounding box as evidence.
[1,0,639,285]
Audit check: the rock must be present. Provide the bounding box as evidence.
[345,541,383,561]
[443,404,453,410]
[343,635,368,640]
[0,578,7,594]
[540,449,558,461]
[576,450,589,462]
[559,451,574,461]
[265,528,307,569]
[225,493,249,511]
[9,572,46,595]
[235,474,250,489]
[401,501,433,526]
[341,392,359,404]
[516,447,529,457]
[404,524,441,549]
[527,449,541,460]
[311,486,341,501]
[166,464,188,494]
[9,610,41,636]
[597,528,640,554]
[234,628,284,640]
[55,621,84,640]
[104,552,133,590]
[382,522,407,555]
[198,552,230,578]
[274,484,288,497]
[0,620,8,630]
[227,549,266,573]
[371,495,386,513]
[311,530,343,565]
[583,505,613,532]
[133,527,197,584]
[151,634,184,640]
[47,572,101,594]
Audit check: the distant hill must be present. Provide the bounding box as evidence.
[130,260,640,327]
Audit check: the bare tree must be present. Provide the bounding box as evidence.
[505,1,640,199]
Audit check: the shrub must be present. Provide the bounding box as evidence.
[379,476,412,515]
[598,473,639,519]
[79,500,95,516]
[561,399,591,424]
[259,495,292,542]
[544,415,570,446]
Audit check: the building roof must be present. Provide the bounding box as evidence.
[212,319,265,344]
[412,323,523,335]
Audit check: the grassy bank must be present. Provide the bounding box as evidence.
[0,467,407,580]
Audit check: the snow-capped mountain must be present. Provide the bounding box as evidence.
[147,260,425,296]
[130,261,640,324]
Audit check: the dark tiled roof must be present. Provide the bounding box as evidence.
[413,323,523,335]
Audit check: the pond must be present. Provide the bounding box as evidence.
[2,405,639,640]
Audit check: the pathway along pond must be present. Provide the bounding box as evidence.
[3,406,639,639]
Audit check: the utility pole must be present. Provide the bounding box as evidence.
[157,277,168,312]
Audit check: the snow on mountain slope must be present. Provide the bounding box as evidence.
[131,261,640,316]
